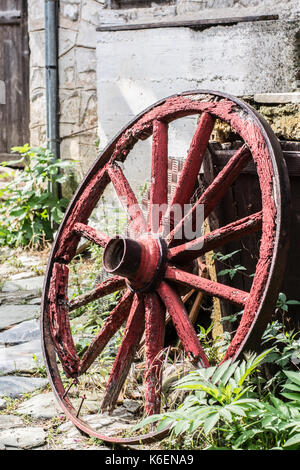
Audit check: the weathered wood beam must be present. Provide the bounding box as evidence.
[96,15,279,32]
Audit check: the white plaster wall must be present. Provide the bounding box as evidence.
[96,18,299,190]
[27,0,299,181]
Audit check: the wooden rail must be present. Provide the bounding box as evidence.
[96,14,279,32]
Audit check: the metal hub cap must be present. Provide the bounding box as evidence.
[103,234,168,293]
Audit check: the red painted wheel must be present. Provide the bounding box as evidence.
[41,90,290,444]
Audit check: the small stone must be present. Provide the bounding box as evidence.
[0,305,40,330]
[254,92,300,104]
[1,282,20,293]
[27,298,41,305]
[18,255,42,267]
[104,406,133,420]
[59,436,87,450]
[123,399,142,414]
[16,392,61,419]
[10,272,37,281]
[0,415,24,430]
[0,376,48,398]
[0,426,46,449]
[58,420,82,438]
[2,276,44,293]
[0,319,40,345]
[74,398,100,415]
[0,339,44,375]
[0,290,41,306]
[0,398,6,410]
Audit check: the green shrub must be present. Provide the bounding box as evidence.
[135,321,300,450]
[0,144,74,248]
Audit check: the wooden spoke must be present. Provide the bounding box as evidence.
[107,162,147,238]
[166,264,249,306]
[144,292,166,415]
[101,294,145,411]
[157,282,209,367]
[69,276,126,312]
[161,112,214,235]
[149,120,168,233]
[165,265,249,306]
[55,165,110,262]
[169,113,215,207]
[169,211,262,264]
[167,144,251,244]
[73,222,110,248]
[78,290,134,375]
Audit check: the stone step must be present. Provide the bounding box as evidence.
[0,376,48,398]
[0,304,40,330]
[0,319,40,346]
[0,339,44,375]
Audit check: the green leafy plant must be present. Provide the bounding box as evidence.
[134,320,300,450]
[134,349,271,440]
[276,292,300,313]
[196,323,231,364]
[213,249,247,280]
[0,144,74,247]
[262,320,300,391]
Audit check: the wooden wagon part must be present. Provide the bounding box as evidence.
[41,90,290,444]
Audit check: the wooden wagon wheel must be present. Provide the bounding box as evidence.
[41,90,290,445]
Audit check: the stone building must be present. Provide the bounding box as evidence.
[5,0,300,178]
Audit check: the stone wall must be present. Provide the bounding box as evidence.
[28,0,106,178]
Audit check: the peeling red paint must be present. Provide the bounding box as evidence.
[169,211,263,265]
[130,235,164,290]
[149,120,168,232]
[79,290,134,375]
[163,112,215,235]
[48,263,80,377]
[101,294,145,411]
[167,144,252,244]
[68,275,126,311]
[157,281,209,368]
[73,223,110,247]
[55,166,110,262]
[165,265,249,306]
[144,292,165,415]
[107,162,147,238]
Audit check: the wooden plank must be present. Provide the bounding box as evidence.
[210,148,300,177]
[0,16,21,26]
[97,14,279,32]
[0,0,29,157]
[0,9,21,17]
[111,0,166,8]
[202,145,259,328]
[204,140,300,331]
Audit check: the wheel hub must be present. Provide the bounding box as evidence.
[103,234,168,292]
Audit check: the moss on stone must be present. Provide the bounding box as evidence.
[212,99,300,142]
[254,103,300,141]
